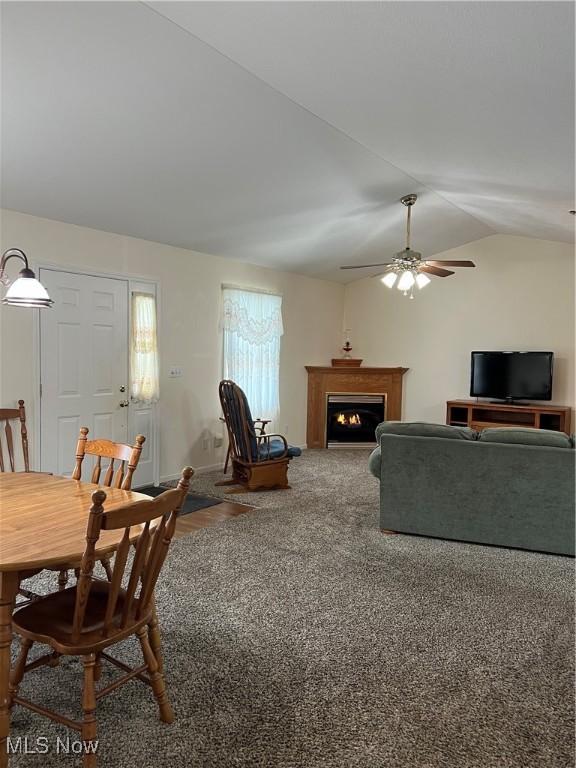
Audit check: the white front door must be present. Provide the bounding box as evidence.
[39,269,129,476]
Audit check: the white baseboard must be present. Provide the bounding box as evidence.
[160,462,224,484]
[159,473,181,484]
[195,462,227,475]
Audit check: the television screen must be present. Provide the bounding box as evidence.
[470,352,553,401]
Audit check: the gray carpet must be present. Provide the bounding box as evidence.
[11,450,575,767]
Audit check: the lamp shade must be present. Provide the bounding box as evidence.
[0,249,53,308]
[415,272,431,289]
[3,276,54,307]
[397,270,415,292]
[381,272,398,288]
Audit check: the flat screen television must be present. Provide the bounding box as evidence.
[470,351,553,402]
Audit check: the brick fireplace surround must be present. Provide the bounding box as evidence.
[305,366,409,448]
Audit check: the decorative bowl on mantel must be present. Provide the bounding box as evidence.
[331,358,363,368]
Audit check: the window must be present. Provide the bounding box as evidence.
[130,292,159,403]
[222,287,283,421]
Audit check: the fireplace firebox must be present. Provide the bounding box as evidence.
[326,394,385,446]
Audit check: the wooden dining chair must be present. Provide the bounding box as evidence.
[55,428,146,591]
[9,466,194,768]
[72,427,146,490]
[0,399,30,472]
[2,400,57,604]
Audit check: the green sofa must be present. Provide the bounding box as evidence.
[368,422,575,556]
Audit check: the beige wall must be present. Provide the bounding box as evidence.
[344,235,575,423]
[1,212,572,477]
[0,209,345,476]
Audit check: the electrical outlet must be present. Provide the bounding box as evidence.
[168,366,183,378]
[214,436,223,448]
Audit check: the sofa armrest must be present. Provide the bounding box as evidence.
[368,446,381,479]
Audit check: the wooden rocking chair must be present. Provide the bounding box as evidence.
[217,380,301,492]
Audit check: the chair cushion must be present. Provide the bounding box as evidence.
[375,421,477,442]
[479,427,573,448]
[220,381,258,461]
[257,438,302,460]
[236,388,258,460]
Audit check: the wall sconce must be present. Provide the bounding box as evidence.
[0,248,53,307]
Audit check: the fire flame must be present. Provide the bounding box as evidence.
[336,413,361,426]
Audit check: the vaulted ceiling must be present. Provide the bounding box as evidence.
[1,1,573,282]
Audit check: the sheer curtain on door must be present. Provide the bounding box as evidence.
[130,292,159,404]
[222,287,283,422]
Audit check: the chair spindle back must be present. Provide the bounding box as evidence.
[0,400,30,472]
[72,466,194,642]
[72,427,145,490]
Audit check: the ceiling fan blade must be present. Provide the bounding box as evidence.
[420,265,455,278]
[427,260,476,268]
[340,263,394,270]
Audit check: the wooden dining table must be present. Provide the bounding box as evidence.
[0,472,152,767]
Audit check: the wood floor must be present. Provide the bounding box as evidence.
[174,499,253,538]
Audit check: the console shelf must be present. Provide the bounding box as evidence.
[446,400,572,434]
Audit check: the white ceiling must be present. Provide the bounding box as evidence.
[1,1,573,282]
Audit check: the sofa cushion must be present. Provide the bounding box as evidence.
[375,421,477,442]
[479,427,572,449]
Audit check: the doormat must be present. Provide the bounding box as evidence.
[134,485,221,516]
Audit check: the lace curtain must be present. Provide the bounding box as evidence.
[130,292,159,404]
[222,288,283,421]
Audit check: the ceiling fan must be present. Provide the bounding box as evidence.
[340,194,475,298]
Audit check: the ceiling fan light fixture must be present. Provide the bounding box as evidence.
[397,270,415,292]
[415,272,431,289]
[381,272,398,288]
[339,193,476,297]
